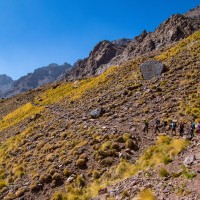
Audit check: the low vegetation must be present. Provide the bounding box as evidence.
[0,30,199,199]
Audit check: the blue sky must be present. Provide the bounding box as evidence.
[0,0,199,80]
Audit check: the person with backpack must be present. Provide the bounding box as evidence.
[179,122,184,137]
[190,122,195,139]
[143,120,149,133]
[154,119,160,134]
[198,122,200,136]
[162,120,167,133]
[171,120,177,135]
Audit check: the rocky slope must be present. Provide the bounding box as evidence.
[0,74,14,97]
[2,63,71,98]
[185,5,200,19]
[94,139,200,200]
[63,5,200,81]
[0,29,199,200]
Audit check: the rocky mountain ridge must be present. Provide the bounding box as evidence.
[63,5,200,81]
[0,63,71,98]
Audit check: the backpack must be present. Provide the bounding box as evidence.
[171,122,176,129]
[191,123,195,129]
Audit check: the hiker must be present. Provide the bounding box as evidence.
[179,122,184,137]
[190,122,195,139]
[154,119,160,134]
[171,121,177,135]
[162,120,167,133]
[143,120,149,133]
[198,122,200,136]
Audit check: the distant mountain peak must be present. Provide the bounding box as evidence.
[0,74,13,85]
[1,63,72,98]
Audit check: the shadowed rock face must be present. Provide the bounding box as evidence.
[140,60,166,80]
[64,40,131,81]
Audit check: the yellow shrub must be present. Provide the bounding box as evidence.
[0,103,44,131]
[136,189,156,200]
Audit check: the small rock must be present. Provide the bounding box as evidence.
[90,108,105,118]
[67,174,76,183]
[183,155,195,166]
[15,187,27,198]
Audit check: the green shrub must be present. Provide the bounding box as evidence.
[181,166,197,180]
[123,133,131,142]
[172,171,182,178]
[163,156,172,165]
[111,143,120,150]
[51,191,67,200]
[92,170,100,179]
[75,175,85,188]
[79,153,87,160]
[125,139,134,149]
[63,168,70,177]
[76,159,87,167]
[159,167,169,177]
[0,179,7,190]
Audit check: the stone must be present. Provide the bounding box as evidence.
[140,60,166,80]
[183,155,195,166]
[90,108,105,118]
[15,187,27,198]
[67,174,76,183]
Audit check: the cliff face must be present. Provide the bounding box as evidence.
[64,39,131,81]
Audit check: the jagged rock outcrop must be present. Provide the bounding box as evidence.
[3,63,71,98]
[0,75,14,98]
[64,39,131,81]
[121,13,200,59]
[184,5,200,19]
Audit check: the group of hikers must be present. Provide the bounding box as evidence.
[143,119,200,139]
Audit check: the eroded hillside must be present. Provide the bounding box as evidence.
[0,31,199,200]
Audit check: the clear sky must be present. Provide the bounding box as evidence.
[0,0,199,80]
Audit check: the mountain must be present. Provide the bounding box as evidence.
[63,6,200,81]
[64,39,131,81]
[0,26,199,200]
[185,5,200,19]
[0,74,14,97]
[2,63,71,98]
[0,6,199,200]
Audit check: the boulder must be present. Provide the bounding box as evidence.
[140,60,166,80]
[90,108,104,118]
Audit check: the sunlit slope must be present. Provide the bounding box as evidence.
[0,31,199,200]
